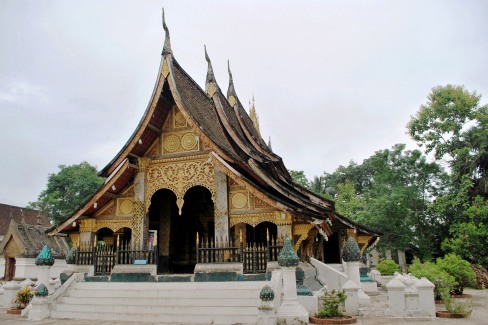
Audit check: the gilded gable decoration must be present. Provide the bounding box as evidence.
[117,198,134,216]
[145,155,216,214]
[162,131,199,154]
[96,202,115,217]
[231,191,249,210]
[174,110,187,128]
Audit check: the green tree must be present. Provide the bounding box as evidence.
[407,84,488,198]
[408,85,488,266]
[28,162,104,224]
[334,180,365,219]
[289,170,310,188]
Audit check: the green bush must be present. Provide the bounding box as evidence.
[376,258,400,276]
[409,258,457,300]
[437,254,476,294]
[316,289,347,318]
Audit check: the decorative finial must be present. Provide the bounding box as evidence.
[268,136,273,151]
[205,45,216,96]
[227,60,237,106]
[20,208,25,223]
[277,236,299,267]
[162,8,172,55]
[35,245,55,266]
[37,211,41,225]
[249,96,261,136]
[342,236,361,262]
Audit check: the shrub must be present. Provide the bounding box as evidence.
[437,254,476,294]
[376,258,400,276]
[409,258,457,300]
[316,289,347,318]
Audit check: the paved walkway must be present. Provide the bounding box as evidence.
[1,288,486,325]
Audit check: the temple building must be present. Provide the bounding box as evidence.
[48,13,379,276]
[0,204,69,280]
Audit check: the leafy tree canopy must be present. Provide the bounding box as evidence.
[28,162,104,224]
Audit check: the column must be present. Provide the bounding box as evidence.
[133,158,148,250]
[213,168,229,241]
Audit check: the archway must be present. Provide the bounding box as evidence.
[148,189,178,273]
[96,227,114,247]
[246,221,277,244]
[171,186,213,273]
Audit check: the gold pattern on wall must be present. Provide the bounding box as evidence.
[117,198,134,216]
[145,155,215,214]
[162,58,170,78]
[293,223,313,251]
[207,82,216,97]
[138,157,151,172]
[357,235,372,254]
[94,220,132,233]
[69,233,80,248]
[162,131,199,154]
[132,200,144,247]
[146,141,160,157]
[253,197,271,209]
[96,202,115,217]
[229,212,290,227]
[80,219,96,233]
[228,95,236,107]
[231,192,249,209]
[174,111,187,128]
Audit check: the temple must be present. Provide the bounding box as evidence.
[48,11,379,276]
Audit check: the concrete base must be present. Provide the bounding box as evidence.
[194,263,242,282]
[276,299,309,324]
[111,264,157,276]
[28,297,50,320]
[358,289,371,306]
[297,295,318,316]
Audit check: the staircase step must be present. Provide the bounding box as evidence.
[50,310,258,324]
[54,303,258,315]
[59,296,258,307]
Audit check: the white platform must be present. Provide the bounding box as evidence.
[50,281,267,324]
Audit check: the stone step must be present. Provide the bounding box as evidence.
[73,281,265,290]
[67,287,259,299]
[50,310,258,324]
[54,303,259,315]
[59,296,258,307]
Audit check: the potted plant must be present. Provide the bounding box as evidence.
[7,286,34,314]
[436,287,473,318]
[310,289,357,324]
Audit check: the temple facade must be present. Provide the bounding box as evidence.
[48,13,379,275]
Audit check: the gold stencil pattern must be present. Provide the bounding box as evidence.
[145,156,216,213]
[117,198,134,216]
[174,111,187,128]
[132,200,144,248]
[163,134,180,153]
[231,192,248,209]
[181,133,197,150]
[254,197,271,209]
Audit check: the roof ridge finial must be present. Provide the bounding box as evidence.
[20,208,25,224]
[205,45,216,96]
[249,95,262,136]
[268,136,273,151]
[162,8,172,55]
[227,60,237,105]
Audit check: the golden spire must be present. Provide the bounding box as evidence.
[249,95,261,136]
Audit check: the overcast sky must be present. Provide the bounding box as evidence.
[1,1,487,207]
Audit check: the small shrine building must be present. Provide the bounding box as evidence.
[48,13,379,275]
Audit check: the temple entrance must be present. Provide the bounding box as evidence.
[246,222,277,244]
[323,232,341,263]
[5,257,15,281]
[149,186,213,274]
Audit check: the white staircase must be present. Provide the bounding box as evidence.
[50,281,266,324]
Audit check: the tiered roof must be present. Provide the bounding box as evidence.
[49,11,379,243]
